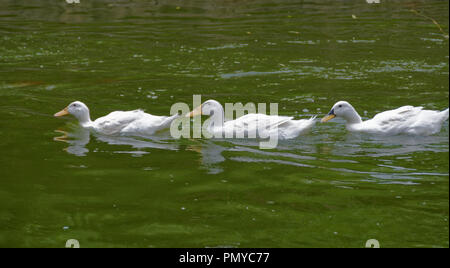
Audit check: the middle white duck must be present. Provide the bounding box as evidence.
[186,100,316,139]
[55,101,179,136]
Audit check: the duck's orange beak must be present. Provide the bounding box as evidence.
[321,114,336,123]
[54,107,69,117]
[321,108,336,123]
[186,105,202,118]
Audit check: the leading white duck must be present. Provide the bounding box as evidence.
[55,101,179,136]
[186,100,316,139]
[321,101,449,136]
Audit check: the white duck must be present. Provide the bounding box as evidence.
[321,101,449,136]
[54,101,179,136]
[186,100,316,139]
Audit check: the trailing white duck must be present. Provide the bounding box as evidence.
[321,101,449,136]
[186,100,316,139]
[54,101,179,136]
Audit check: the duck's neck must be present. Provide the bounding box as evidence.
[77,111,93,128]
[345,108,363,125]
[205,105,225,132]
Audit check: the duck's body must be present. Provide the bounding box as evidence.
[220,113,315,139]
[89,110,179,135]
[187,100,316,139]
[55,101,179,136]
[322,101,449,136]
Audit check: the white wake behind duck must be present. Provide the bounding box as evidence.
[321,101,449,136]
[186,100,316,139]
[55,101,179,136]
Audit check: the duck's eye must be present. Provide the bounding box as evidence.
[338,105,342,108]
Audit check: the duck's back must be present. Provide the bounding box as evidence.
[93,110,147,135]
[224,114,293,132]
[121,113,176,135]
[363,106,447,135]
[218,113,304,139]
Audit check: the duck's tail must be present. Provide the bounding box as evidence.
[160,113,181,130]
[440,108,449,123]
[293,115,317,136]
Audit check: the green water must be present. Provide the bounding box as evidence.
[0,0,448,248]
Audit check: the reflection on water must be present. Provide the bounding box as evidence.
[53,120,449,185]
[54,125,179,157]
[54,128,90,156]
[187,140,226,174]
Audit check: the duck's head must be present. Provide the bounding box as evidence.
[186,100,223,118]
[55,101,91,124]
[321,101,361,124]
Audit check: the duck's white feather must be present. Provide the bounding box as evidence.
[93,110,178,135]
[347,105,448,135]
[277,116,317,139]
[207,110,315,139]
[218,114,293,139]
[224,114,293,132]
